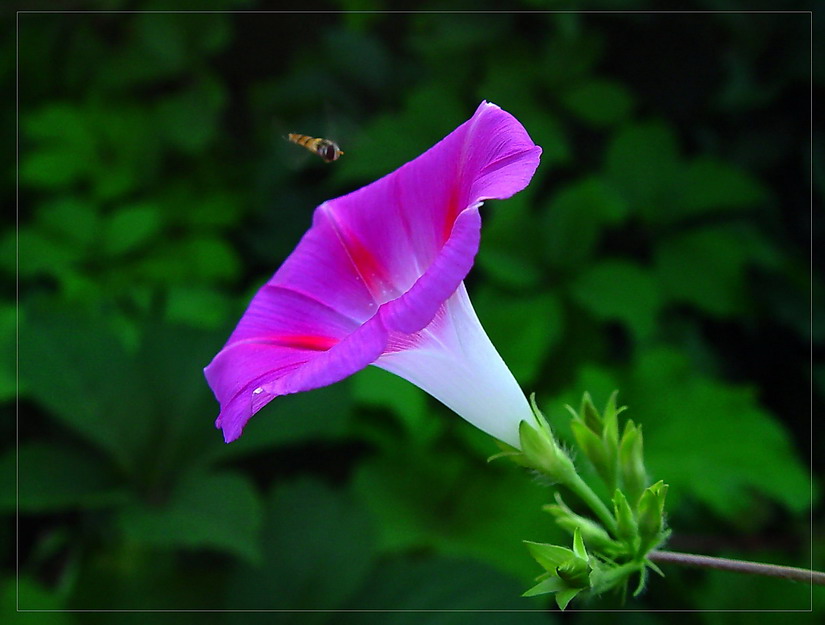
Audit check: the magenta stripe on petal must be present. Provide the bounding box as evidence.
[205,101,542,442]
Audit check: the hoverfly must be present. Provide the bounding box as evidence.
[286,133,344,163]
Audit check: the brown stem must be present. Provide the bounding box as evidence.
[648,550,825,586]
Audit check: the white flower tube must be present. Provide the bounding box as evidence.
[375,282,533,449]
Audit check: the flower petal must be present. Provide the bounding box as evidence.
[319,101,542,302]
[205,286,387,442]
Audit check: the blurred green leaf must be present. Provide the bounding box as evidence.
[353,446,557,581]
[156,76,226,153]
[93,165,138,203]
[323,27,390,93]
[203,383,354,464]
[541,24,604,87]
[165,286,232,329]
[351,366,441,446]
[129,321,232,472]
[476,49,541,106]
[14,227,81,278]
[410,13,513,60]
[478,189,546,290]
[20,103,95,187]
[37,197,100,250]
[20,148,91,188]
[89,105,158,201]
[69,549,224,612]
[139,236,241,285]
[103,202,163,256]
[476,248,544,289]
[542,176,629,269]
[168,189,244,229]
[118,470,262,564]
[23,102,90,144]
[604,121,681,219]
[193,11,232,53]
[183,236,241,281]
[571,259,660,340]
[562,79,635,126]
[1,443,127,513]
[134,13,188,74]
[654,225,774,317]
[134,10,231,66]
[19,299,154,475]
[475,287,564,384]
[674,157,769,216]
[0,302,14,401]
[2,576,71,616]
[628,347,812,521]
[332,83,465,185]
[226,478,376,612]
[338,556,548,619]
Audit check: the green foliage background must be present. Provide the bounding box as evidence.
[5,3,821,620]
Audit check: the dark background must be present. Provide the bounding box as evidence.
[5,3,821,621]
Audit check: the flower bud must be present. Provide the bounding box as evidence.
[619,420,647,506]
[637,480,669,554]
[601,390,622,452]
[579,391,602,433]
[570,419,611,480]
[556,557,591,588]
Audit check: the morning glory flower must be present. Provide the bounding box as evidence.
[205,101,542,447]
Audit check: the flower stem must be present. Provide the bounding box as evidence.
[564,472,619,537]
[648,550,825,586]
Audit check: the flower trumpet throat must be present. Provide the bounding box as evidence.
[205,101,542,446]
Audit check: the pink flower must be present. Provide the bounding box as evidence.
[205,101,542,447]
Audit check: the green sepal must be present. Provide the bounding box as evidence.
[556,587,583,611]
[529,392,553,432]
[632,563,649,597]
[645,558,665,577]
[518,419,576,484]
[612,489,639,545]
[523,541,575,571]
[487,440,522,464]
[572,527,588,561]
[579,391,602,432]
[522,575,567,597]
[601,390,622,455]
[522,575,585,611]
[486,450,522,463]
